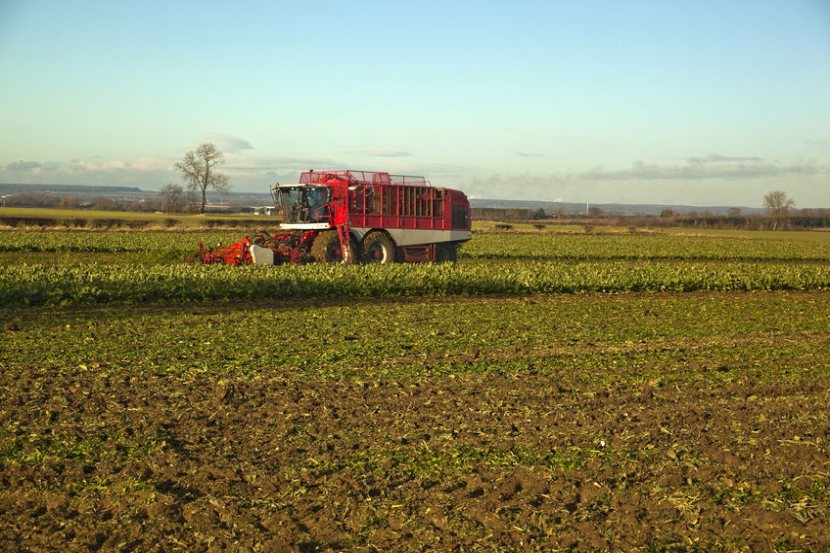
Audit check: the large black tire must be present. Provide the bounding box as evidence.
[310,231,343,263]
[435,243,457,263]
[362,231,396,264]
[310,231,360,263]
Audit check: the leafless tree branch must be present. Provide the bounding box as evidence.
[174,143,231,213]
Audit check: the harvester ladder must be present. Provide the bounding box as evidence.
[336,223,353,264]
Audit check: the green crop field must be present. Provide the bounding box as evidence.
[1,224,829,551]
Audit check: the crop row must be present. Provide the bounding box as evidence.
[0,230,245,254]
[465,232,830,261]
[3,230,830,262]
[4,287,830,385]
[3,261,830,306]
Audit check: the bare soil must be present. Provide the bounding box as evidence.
[2,365,828,551]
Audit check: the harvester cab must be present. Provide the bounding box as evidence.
[272,184,333,229]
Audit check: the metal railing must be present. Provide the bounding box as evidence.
[299,170,430,187]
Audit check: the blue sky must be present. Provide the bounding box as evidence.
[1,0,829,207]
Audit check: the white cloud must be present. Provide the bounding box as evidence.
[3,151,828,206]
[686,154,763,164]
[467,172,572,202]
[131,157,172,171]
[580,156,826,181]
[0,156,177,188]
[223,154,343,172]
[5,160,42,171]
[347,148,412,158]
[202,134,254,154]
[463,157,830,207]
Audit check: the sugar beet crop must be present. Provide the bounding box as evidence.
[1,227,829,551]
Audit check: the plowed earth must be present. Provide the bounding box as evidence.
[2,293,829,552]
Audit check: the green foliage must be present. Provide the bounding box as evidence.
[4,292,830,384]
[3,227,830,551]
[0,230,243,255]
[464,232,830,261]
[2,228,830,307]
[4,229,830,262]
[1,261,829,307]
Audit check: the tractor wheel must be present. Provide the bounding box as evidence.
[362,231,396,264]
[310,231,360,263]
[310,231,343,263]
[435,243,457,263]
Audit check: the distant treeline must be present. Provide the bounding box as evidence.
[471,207,548,221]
[0,183,141,194]
[2,193,162,212]
[1,192,245,214]
[472,206,830,230]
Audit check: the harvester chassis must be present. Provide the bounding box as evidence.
[198,169,471,265]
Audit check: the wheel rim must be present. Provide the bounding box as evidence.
[311,231,344,263]
[326,242,342,262]
[367,244,385,262]
[362,233,394,264]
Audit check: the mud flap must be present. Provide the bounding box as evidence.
[250,244,275,265]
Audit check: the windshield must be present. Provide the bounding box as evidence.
[278,186,331,224]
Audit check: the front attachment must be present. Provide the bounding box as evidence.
[199,237,253,266]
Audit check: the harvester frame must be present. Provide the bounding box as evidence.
[199,169,471,265]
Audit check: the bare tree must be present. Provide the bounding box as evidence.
[59,195,81,209]
[763,191,795,230]
[174,143,230,214]
[91,196,119,211]
[159,183,186,214]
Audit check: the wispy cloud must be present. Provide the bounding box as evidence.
[686,154,763,164]
[0,152,361,191]
[347,148,412,158]
[202,134,254,154]
[516,152,546,158]
[223,155,343,172]
[130,157,173,172]
[580,155,825,181]
[467,172,572,201]
[5,160,43,171]
[806,139,830,153]
[72,159,128,171]
[0,157,176,188]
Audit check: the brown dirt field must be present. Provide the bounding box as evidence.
[2,366,829,552]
